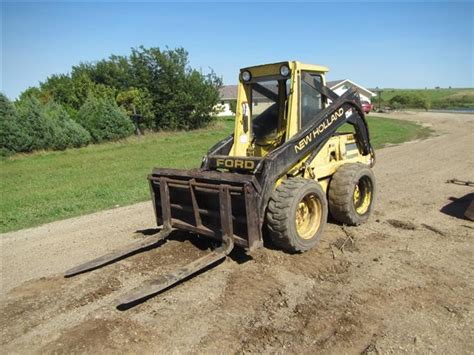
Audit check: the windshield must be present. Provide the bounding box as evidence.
[250,79,289,140]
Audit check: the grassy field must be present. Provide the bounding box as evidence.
[0,116,432,233]
[374,88,474,108]
[376,88,473,101]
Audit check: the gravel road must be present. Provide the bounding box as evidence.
[1,111,473,354]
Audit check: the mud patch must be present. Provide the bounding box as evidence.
[67,277,122,309]
[387,219,417,230]
[332,237,359,253]
[367,231,389,240]
[125,237,209,274]
[421,223,446,236]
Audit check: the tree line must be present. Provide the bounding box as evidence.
[0,46,222,156]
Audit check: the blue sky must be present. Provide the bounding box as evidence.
[2,1,473,99]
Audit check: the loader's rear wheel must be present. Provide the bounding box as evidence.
[328,163,376,225]
[266,178,328,253]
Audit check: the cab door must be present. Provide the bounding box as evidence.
[300,72,326,130]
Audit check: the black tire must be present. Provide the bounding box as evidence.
[328,163,376,225]
[266,178,328,253]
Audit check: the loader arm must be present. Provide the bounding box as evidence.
[255,80,374,216]
[201,134,234,168]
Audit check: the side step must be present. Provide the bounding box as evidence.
[65,226,172,277]
[117,236,234,308]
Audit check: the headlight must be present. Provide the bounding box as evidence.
[241,70,251,82]
[280,65,290,76]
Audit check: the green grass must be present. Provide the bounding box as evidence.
[0,115,431,233]
[340,115,433,148]
[376,88,473,101]
[374,88,474,108]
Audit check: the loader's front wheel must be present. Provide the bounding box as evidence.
[328,163,376,225]
[266,178,328,253]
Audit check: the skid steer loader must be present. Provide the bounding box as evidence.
[66,61,376,307]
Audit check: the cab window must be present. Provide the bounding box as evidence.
[250,79,288,140]
[300,73,323,128]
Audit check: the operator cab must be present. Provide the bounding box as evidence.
[231,61,329,158]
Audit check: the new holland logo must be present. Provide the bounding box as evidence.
[216,158,255,170]
[294,108,345,153]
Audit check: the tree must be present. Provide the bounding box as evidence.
[116,87,154,128]
[228,100,237,114]
[17,46,222,135]
[18,86,51,104]
[39,72,116,117]
[180,69,222,129]
[73,55,132,91]
[77,95,134,143]
[128,46,222,129]
[0,94,32,155]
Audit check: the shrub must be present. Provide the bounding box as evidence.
[410,95,430,110]
[389,94,411,107]
[15,96,53,151]
[432,94,474,109]
[42,102,91,150]
[389,93,430,110]
[391,101,403,111]
[77,96,134,143]
[0,94,32,154]
[1,94,91,154]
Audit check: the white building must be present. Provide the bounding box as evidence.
[327,79,376,104]
[216,85,238,116]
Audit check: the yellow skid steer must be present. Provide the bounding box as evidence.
[66,61,376,308]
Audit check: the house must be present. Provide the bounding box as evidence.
[327,79,376,104]
[216,79,375,116]
[216,85,238,116]
[216,85,274,117]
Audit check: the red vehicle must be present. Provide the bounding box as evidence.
[361,101,373,114]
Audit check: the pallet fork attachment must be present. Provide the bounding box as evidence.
[65,227,234,308]
[64,226,173,277]
[65,176,240,308]
[118,235,233,308]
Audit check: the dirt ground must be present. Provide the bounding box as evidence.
[1,111,473,354]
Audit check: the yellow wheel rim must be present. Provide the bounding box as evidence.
[295,193,322,240]
[353,176,372,215]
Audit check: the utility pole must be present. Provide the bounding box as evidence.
[375,86,383,112]
[131,104,143,137]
